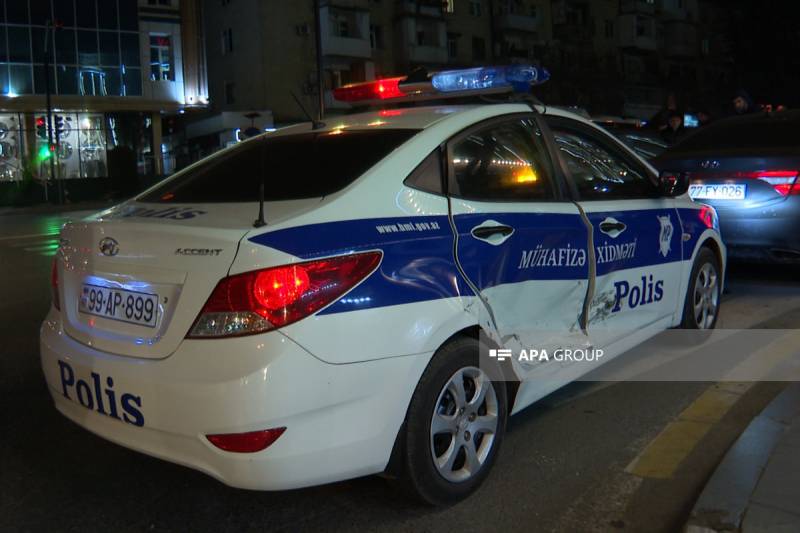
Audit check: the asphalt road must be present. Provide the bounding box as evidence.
[1,209,797,533]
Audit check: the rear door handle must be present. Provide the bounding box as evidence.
[470,222,515,245]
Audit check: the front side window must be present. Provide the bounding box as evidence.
[450,117,555,201]
[550,122,658,200]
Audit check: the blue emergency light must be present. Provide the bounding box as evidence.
[431,65,550,93]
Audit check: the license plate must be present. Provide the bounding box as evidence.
[79,284,159,328]
[688,183,746,200]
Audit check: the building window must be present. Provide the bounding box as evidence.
[472,36,486,60]
[224,81,235,105]
[530,5,538,18]
[149,34,174,81]
[148,0,172,5]
[447,33,458,58]
[605,20,614,38]
[469,0,482,16]
[222,28,234,55]
[444,0,455,13]
[370,24,383,49]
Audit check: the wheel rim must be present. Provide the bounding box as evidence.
[693,262,719,329]
[430,366,498,483]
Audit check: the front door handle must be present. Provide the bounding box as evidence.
[599,218,626,238]
[470,222,515,245]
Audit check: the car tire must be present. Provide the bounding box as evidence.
[680,247,722,330]
[395,335,508,506]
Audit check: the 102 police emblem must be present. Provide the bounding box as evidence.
[658,215,674,258]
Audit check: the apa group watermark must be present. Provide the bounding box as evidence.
[489,347,605,363]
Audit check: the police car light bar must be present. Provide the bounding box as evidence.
[331,65,549,104]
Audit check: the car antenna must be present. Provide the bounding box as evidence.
[253,177,266,228]
[292,91,325,130]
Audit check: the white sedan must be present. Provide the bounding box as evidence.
[41,66,724,505]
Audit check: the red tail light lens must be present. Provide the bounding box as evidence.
[51,259,60,311]
[207,427,286,453]
[750,170,800,196]
[188,251,382,338]
[718,170,800,196]
[332,77,406,102]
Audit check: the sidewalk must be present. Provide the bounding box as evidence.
[0,200,114,217]
[685,383,800,532]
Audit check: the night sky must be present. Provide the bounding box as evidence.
[725,0,800,107]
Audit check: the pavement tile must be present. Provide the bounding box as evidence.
[750,422,800,516]
[742,503,800,533]
[689,416,784,530]
[761,384,800,425]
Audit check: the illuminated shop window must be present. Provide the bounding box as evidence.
[0,114,25,182]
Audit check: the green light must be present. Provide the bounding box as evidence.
[38,145,52,161]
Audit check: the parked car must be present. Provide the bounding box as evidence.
[655,111,800,262]
[41,66,725,505]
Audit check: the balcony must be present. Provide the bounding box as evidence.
[616,14,657,51]
[619,0,656,15]
[402,44,448,65]
[320,5,371,59]
[395,15,447,66]
[663,22,697,57]
[494,13,540,34]
[394,0,444,19]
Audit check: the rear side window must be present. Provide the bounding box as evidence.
[449,117,556,201]
[141,129,418,203]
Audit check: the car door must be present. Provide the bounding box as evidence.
[447,114,591,374]
[546,116,683,350]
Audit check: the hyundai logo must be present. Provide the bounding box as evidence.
[700,160,720,169]
[99,237,119,257]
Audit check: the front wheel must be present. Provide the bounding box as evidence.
[680,247,722,329]
[395,336,508,505]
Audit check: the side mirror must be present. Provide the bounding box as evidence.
[659,171,689,197]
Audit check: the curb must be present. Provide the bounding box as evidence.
[684,383,800,532]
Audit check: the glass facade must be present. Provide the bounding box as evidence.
[0,0,142,97]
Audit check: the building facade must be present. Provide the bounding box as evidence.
[0,0,207,199]
[196,0,734,156]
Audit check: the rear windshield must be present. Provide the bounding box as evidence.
[142,129,418,203]
[672,113,800,153]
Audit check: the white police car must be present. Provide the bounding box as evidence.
[41,66,724,505]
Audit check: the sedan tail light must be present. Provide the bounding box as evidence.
[188,251,382,338]
[749,170,800,196]
[51,259,60,311]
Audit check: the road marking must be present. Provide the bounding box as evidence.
[626,329,800,479]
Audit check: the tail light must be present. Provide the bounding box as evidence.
[51,259,60,311]
[749,170,800,196]
[188,251,382,338]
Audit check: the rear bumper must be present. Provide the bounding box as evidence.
[710,197,800,261]
[40,310,429,490]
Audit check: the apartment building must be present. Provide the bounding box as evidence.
[0,0,207,195]
[199,0,733,151]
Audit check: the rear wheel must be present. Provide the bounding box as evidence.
[681,247,721,329]
[396,336,507,505]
